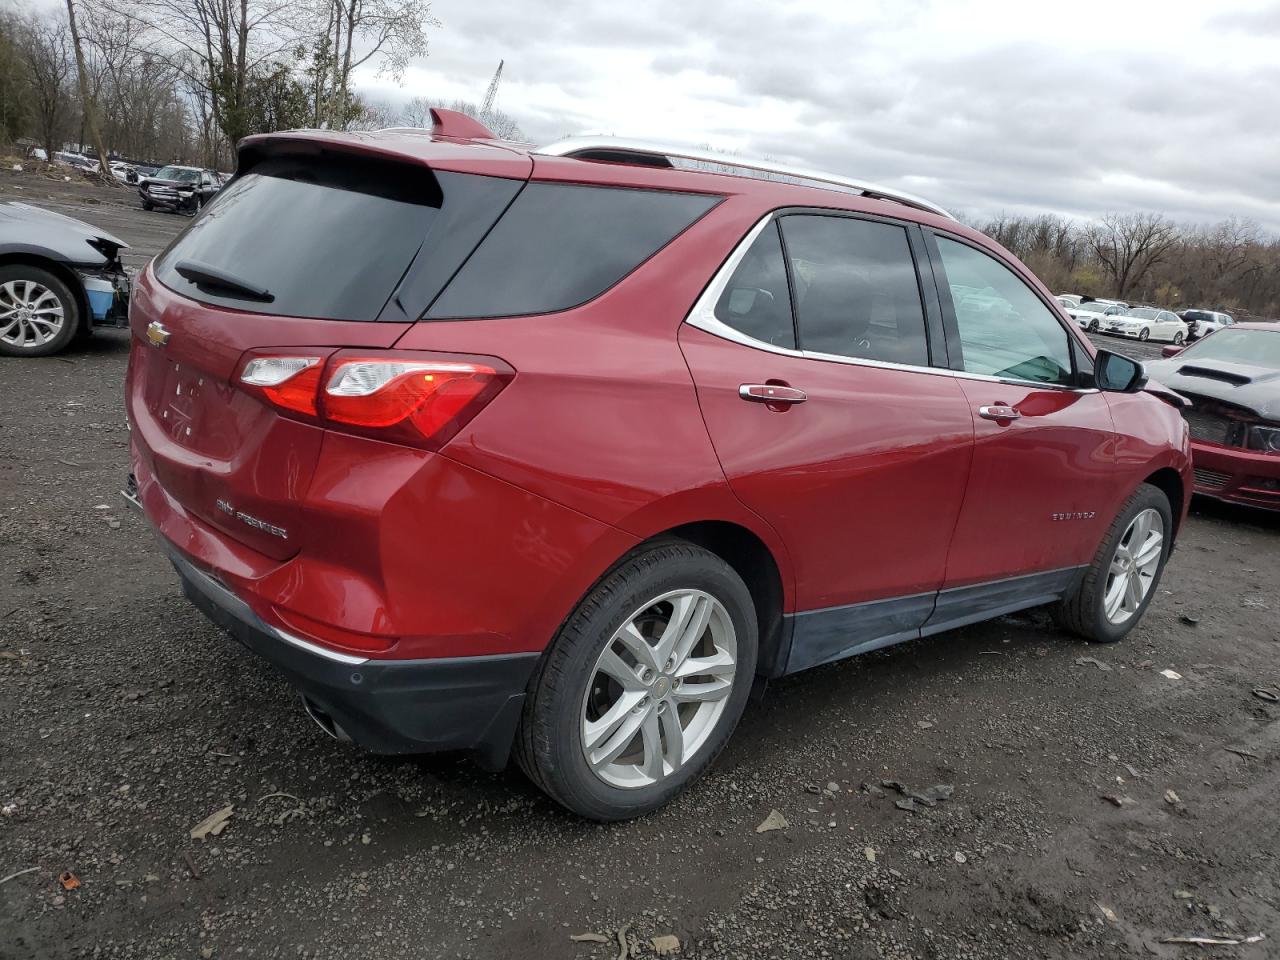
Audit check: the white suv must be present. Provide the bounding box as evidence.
[1181,309,1234,340]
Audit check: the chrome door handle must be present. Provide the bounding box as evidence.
[978,404,1021,421]
[740,384,807,404]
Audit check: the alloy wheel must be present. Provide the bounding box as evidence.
[580,589,737,789]
[0,279,65,349]
[1103,508,1164,625]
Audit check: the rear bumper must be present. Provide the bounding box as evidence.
[1191,441,1280,512]
[168,546,539,767]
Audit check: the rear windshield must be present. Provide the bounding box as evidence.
[155,155,451,321]
[426,183,719,319]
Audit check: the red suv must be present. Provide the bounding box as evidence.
[125,110,1192,820]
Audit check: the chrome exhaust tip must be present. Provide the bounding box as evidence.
[300,695,351,742]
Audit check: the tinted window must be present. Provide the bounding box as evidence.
[781,215,929,366]
[156,155,449,321]
[713,222,795,349]
[429,183,718,319]
[935,237,1073,385]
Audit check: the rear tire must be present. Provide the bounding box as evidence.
[1173,331,1185,345]
[0,265,80,357]
[516,538,758,821]
[1052,483,1173,643]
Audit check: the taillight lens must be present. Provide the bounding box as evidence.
[240,356,323,416]
[237,349,511,449]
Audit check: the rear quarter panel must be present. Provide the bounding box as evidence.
[396,194,798,607]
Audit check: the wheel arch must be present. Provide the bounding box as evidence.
[0,252,90,334]
[1143,466,1184,541]
[659,520,790,679]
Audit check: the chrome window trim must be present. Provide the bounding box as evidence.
[684,214,1100,396]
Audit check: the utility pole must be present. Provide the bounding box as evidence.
[64,0,115,185]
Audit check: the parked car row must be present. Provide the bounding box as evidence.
[1059,293,1238,343]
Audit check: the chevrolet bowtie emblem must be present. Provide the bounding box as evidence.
[146,321,171,347]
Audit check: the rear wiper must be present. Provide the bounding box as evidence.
[174,259,274,302]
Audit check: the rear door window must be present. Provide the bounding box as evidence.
[713,222,796,349]
[427,183,719,319]
[780,214,930,366]
[154,155,516,321]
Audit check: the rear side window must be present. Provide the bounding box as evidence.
[781,215,930,366]
[427,183,719,319]
[714,223,796,349]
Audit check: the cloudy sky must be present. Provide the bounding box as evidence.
[357,0,1280,231]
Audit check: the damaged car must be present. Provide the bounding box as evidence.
[138,165,221,214]
[0,201,130,357]
[1147,324,1280,511]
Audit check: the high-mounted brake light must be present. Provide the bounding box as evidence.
[236,349,512,449]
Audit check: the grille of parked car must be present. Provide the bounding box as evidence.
[1179,393,1251,446]
[1193,467,1231,489]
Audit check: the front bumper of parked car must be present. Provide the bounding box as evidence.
[1190,440,1280,511]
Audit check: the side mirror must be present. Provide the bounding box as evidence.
[1095,349,1147,393]
[1161,345,1183,358]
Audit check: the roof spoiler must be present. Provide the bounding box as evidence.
[430,108,498,140]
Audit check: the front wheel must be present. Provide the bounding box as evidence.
[1173,331,1185,345]
[516,539,758,820]
[1138,327,1150,341]
[1088,320,1099,332]
[0,265,80,357]
[1053,484,1173,643]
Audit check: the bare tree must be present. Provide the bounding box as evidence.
[18,14,75,161]
[398,93,433,127]
[1086,212,1181,300]
[315,0,437,129]
[64,0,113,179]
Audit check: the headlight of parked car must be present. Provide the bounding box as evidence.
[1248,425,1280,454]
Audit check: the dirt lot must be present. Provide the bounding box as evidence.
[2,173,1279,960]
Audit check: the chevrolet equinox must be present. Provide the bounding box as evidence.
[124,109,1192,820]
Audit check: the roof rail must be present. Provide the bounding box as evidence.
[534,136,954,220]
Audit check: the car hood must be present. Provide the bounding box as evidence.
[0,201,127,265]
[1143,357,1280,420]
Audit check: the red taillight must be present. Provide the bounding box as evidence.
[236,349,512,449]
[240,355,325,417]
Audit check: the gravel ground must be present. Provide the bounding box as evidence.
[2,172,1279,960]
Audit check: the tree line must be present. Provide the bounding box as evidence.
[974,211,1279,319]
[0,0,515,169]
